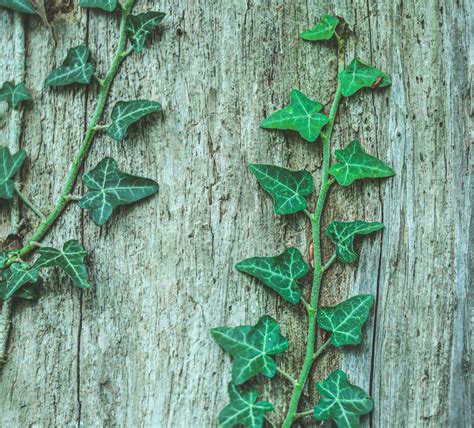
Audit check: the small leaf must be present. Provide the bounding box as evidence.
[0,0,36,14]
[314,370,373,427]
[318,295,374,346]
[79,157,159,226]
[107,100,161,140]
[326,220,384,263]
[0,82,31,109]
[45,45,94,87]
[79,0,117,11]
[219,383,274,428]
[338,58,391,97]
[248,164,313,215]
[0,146,27,200]
[127,11,165,53]
[235,248,309,304]
[260,89,329,142]
[329,140,395,186]
[210,316,288,385]
[12,282,39,300]
[300,15,339,41]
[33,240,91,289]
[0,262,39,300]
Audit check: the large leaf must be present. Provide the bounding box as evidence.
[318,295,374,346]
[314,370,373,427]
[0,82,31,109]
[248,164,313,215]
[79,157,158,226]
[338,58,391,97]
[300,15,339,41]
[0,146,26,200]
[33,240,91,289]
[235,247,309,304]
[0,262,39,300]
[329,140,395,186]
[0,0,36,14]
[219,383,274,428]
[326,220,384,263]
[107,100,161,140]
[45,45,94,87]
[79,0,117,11]
[260,89,329,142]
[210,316,288,385]
[127,11,165,53]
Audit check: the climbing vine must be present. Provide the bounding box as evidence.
[211,15,395,427]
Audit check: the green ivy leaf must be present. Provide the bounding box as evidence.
[45,45,94,87]
[326,220,384,263]
[235,248,309,304]
[79,0,117,12]
[219,383,274,428]
[300,15,339,41]
[0,146,26,200]
[260,89,329,142]
[33,240,92,289]
[210,316,288,385]
[0,262,39,300]
[127,11,165,53]
[314,370,373,427]
[0,0,36,14]
[329,140,395,186]
[0,82,31,109]
[79,157,159,226]
[248,164,313,215]
[107,100,162,141]
[338,58,391,97]
[318,295,374,346]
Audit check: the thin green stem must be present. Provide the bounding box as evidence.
[321,253,336,272]
[294,409,314,420]
[277,367,298,385]
[15,186,45,219]
[312,338,331,361]
[264,416,276,428]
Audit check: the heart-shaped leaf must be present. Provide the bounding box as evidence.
[300,15,339,41]
[260,89,329,142]
[45,45,94,87]
[0,82,31,109]
[326,220,384,263]
[329,140,395,186]
[235,247,309,304]
[127,11,165,53]
[0,146,26,200]
[0,262,39,300]
[107,100,161,140]
[318,294,374,346]
[248,164,313,215]
[210,316,288,385]
[33,240,91,289]
[219,383,274,428]
[79,0,117,11]
[338,58,391,97]
[0,0,36,14]
[314,370,373,427]
[79,157,159,226]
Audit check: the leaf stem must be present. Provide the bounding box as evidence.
[277,367,298,385]
[312,338,331,361]
[15,186,45,219]
[294,409,314,420]
[321,253,336,272]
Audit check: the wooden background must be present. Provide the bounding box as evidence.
[0,0,471,426]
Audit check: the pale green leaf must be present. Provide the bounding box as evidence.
[314,370,373,427]
[0,0,36,14]
[300,15,339,41]
[79,0,117,12]
[79,157,159,226]
[235,247,309,304]
[127,11,165,53]
[45,45,94,87]
[248,164,313,215]
[260,89,329,142]
[0,82,31,109]
[329,140,395,186]
[210,316,288,385]
[0,146,26,200]
[338,58,391,97]
[0,262,39,300]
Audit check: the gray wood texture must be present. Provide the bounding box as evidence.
[0,1,471,426]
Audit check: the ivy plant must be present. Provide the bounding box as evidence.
[211,15,394,427]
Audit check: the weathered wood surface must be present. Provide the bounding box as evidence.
[0,0,471,426]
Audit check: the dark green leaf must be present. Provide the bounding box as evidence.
[326,220,384,263]
[33,240,91,289]
[79,0,117,11]
[127,11,165,53]
[329,140,395,186]
[210,316,288,385]
[260,89,329,142]
[248,164,313,215]
[314,370,373,427]
[235,248,309,304]
[318,295,374,346]
[338,58,391,97]
[107,100,161,140]
[12,282,39,300]
[300,15,339,41]
[0,82,31,109]
[0,146,26,200]
[0,0,36,14]
[219,383,274,428]
[79,157,159,226]
[0,262,39,300]
[45,45,94,87]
